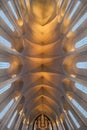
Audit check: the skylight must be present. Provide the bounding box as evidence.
[0,84,11,94]
[7,110,18,128]
[72,12,87,32]
[8,1,18,20]
[75,37,87,48]
[68,110,80,128]
[0,62,10,69]
[71,99,87,118]
[0,99,14,120]
[69,1,80,19]
[76,62,87,69]
[0,36,11,48]
[0,10,14,31]
[75,83,87,94]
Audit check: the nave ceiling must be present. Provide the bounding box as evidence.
[0,0,87,129]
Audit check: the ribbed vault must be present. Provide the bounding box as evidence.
[0,0,87,130]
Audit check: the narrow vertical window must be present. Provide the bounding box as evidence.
[69,1,80,19]
[0,84,11,94]
[0,10,14,31]
[8,1,18,20]
[0,99,14,120]
[76,62,87,69]
[75,83,87,94]
[75,37,87,48]
[0,36,11,48]
[72,13,87,31]
[71,99,87,118]
[0,62,10,69]
[68,110,80,128]
[7,110,18,128]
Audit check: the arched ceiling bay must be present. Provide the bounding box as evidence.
[18,0,65,121]
[1,0,87,129]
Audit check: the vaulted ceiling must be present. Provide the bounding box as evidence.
[0,0,87,130]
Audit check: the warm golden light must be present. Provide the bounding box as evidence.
[12,74,16,78]
[61,11,64,17]
[60,117,63,123]
[37,72,52,81]
[19,109,23,116]
[64,18,70,27]
[14,95,20,101]
[63,109,66,113]
[17,19,23,27]
[31,0,56,25]
[56,120,59,126]
[0,0,86,129]
[58,15,61,23]
[67,93,72,101]
[27,119,29,125]
[14,91,20,101]
[66,31,74,38]
[23,118,26,124]
[70,48,75,52]
[70,74,76,78]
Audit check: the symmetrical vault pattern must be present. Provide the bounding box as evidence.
[0,0,87,130]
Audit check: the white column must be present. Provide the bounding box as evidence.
[0,96,22,130]
[14,114,23,130]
